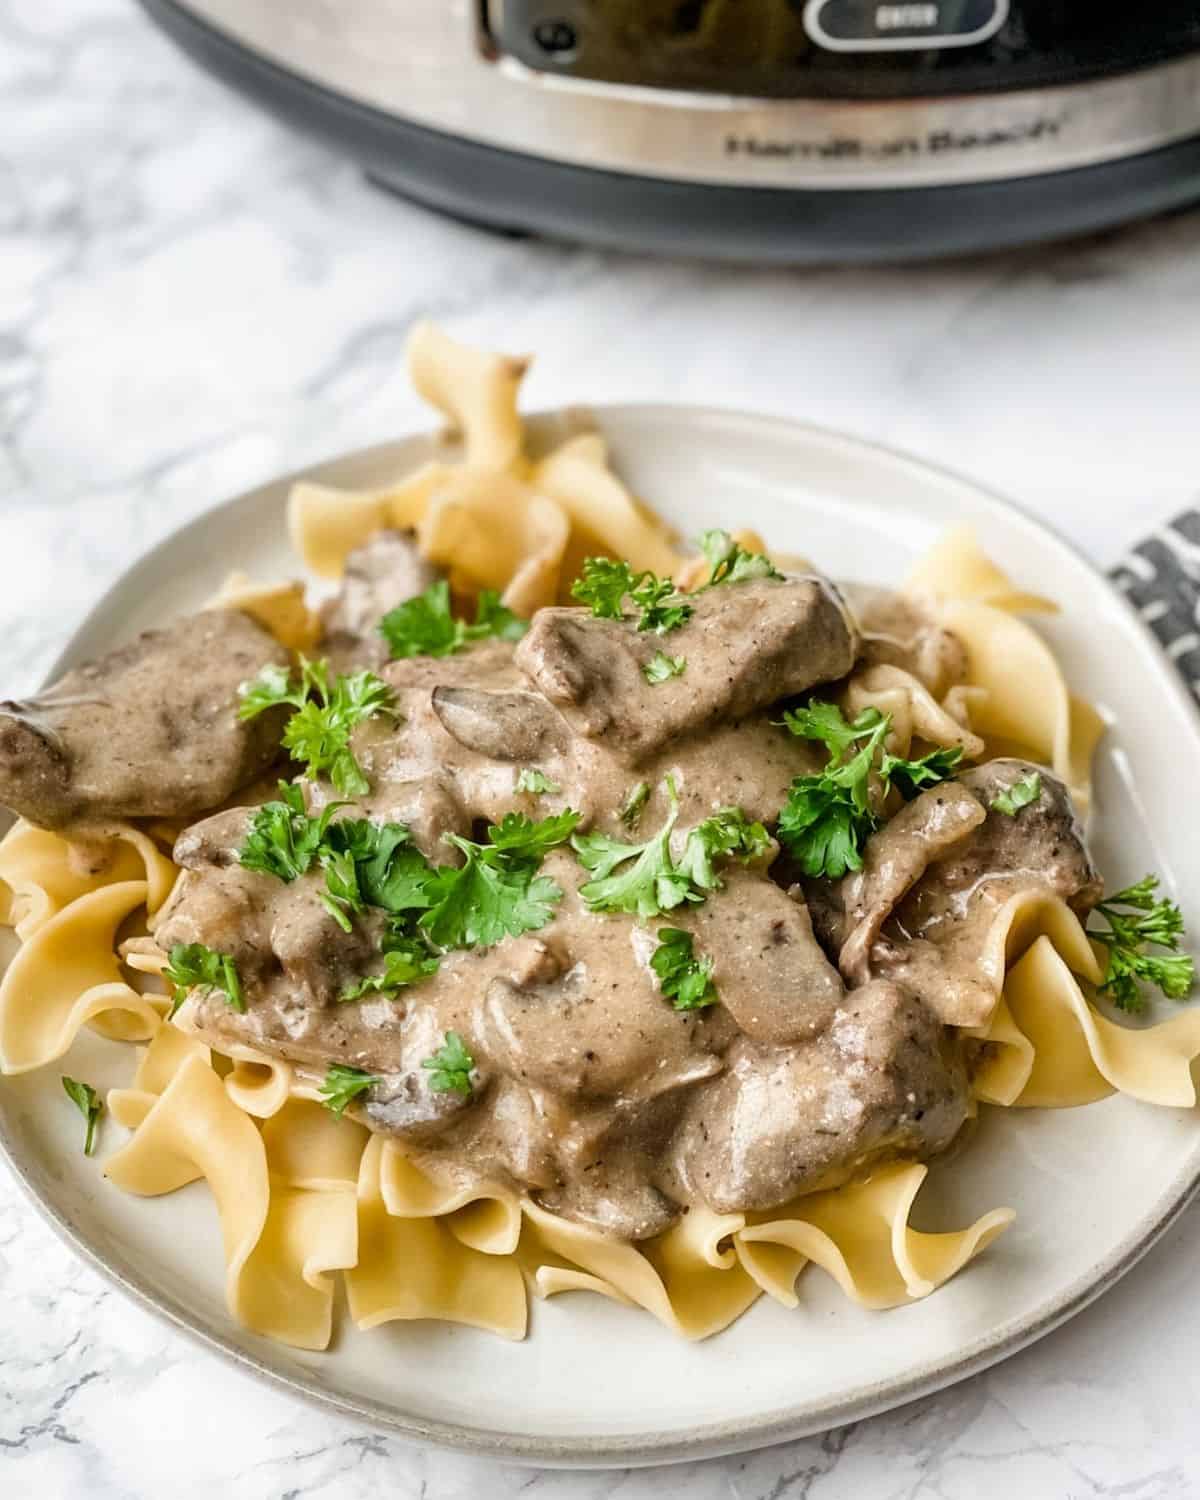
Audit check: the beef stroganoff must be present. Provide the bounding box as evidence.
[3,323,1200,1350]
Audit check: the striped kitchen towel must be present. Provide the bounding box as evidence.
[1111,509,1200,703]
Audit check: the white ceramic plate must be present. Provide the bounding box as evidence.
[4,407,1200,1468]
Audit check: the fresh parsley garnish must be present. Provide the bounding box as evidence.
[419,812,580,950]
[320,1063,381,1118]
[327,819,439,915]
[879,744,966,800]
[650,929,718,1011]
[516,768,560,795]
[163,942,244,1017]
[570,558,694,635]
[572,779,770,919]
[239,781,345,882]
[422,1031,475,1096]
[777,701,963,879]
[698,529,783,586]
[378,580,526,660]
[240,799,573,960]
[237,661,306,717]
[620,781,650,828]
[318,845,366,933]
[1089,876,1196,1014]
[990,772,1042,817]
[238,657,394,797]
[61,1076,102,1156]
[643,651,686,684]
[340,931,440,1000]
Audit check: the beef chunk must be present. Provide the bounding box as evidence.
[319,530,440,671]
[673,981,969,1215]
[0,611,288,830]
[866,760,1101,1026]
[680,869,844,1045]
[514,576,856,761]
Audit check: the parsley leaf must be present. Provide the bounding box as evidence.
[320,1063,381,1118]
[881,744,965,800]
[698,529,783,586]
[318,846,366,933]
[236,662,307,718]
[569,557,631,619]
[675,806,773,893]
[418,811,580,950]
[239,782,345,882]
[61,1076,102,1156]
[573,781,769,919]
[777,705,892,879]
[570,558,694,635]
[620,781,650,827]
[340,932,440,1000]
[643,651,686,684]
[573,780,692,919]
[516,768,560,795]
[650,929,718,1010]
[239,657,394,797]
[324,819,438,915]
[485,809,581,860]
[990,771,1042,817]
[422,1030,475,1096]
[378,580,527,660]
[777,701,964,879]
[164,942,244,1018]
[633,574,693,635]
[378,579,462,657]
[471,589,528,644]
[1089,876,1196,1014]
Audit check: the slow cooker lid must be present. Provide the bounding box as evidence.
[490,0,1200,100]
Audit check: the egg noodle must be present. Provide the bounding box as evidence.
[2,324,1199,1350]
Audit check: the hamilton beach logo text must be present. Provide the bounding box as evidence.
[725,114,1062,162]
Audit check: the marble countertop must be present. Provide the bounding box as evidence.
[5,2,1200,1495]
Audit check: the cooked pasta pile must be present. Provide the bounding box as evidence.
[2,325,1199,1351]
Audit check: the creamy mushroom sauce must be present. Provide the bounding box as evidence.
[0,534,1101,1242]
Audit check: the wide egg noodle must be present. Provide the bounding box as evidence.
[736,1162,1015,1311]
[844,662,985,760]
[519,1197,760,1340]
[0,880,159,1073]
[417,469,570,618]
[344,1134,528,1340]
[103,1051,284,1326]
[261,1096,368,1190]
[904,526,1058,614]
[206,571,322,652]
[974,932,1200,1109]
[221,1043,295,1119]
[406,319,528,472]
[287,462,455,580]
[107,1020,210,1129]
[0,818,176,941]
[288,322,681,603]
[930,597,1104,812]
[531,431,680,581]
[377,1139,522,1256]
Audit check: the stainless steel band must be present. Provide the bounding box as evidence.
[175,0,1200,189]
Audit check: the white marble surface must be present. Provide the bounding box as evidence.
[4,1,1200,1495]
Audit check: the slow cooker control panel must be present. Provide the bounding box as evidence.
[487,0,1200,99]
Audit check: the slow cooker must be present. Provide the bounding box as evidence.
[139,1,1200,261]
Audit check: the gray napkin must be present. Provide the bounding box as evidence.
[1110,509,1200,703]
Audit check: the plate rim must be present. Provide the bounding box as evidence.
[4,402,1200,1468]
